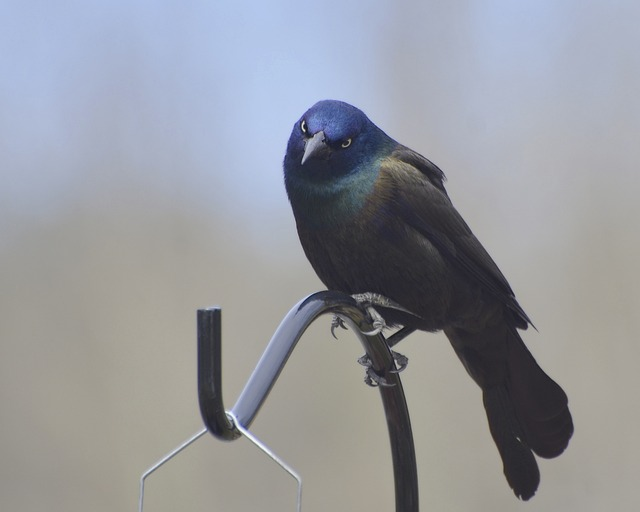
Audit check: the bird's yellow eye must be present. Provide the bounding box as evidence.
[300,120,307,134]
[341,138,352,148]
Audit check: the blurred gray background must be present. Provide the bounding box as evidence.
[2,1,638,511]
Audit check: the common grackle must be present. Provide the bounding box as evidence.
[283,99,573,500]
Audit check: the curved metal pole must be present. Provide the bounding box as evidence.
[198,291,419,512]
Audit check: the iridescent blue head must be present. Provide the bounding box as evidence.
[283,100,397,186]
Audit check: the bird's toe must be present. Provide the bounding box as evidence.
[330,315,348,339]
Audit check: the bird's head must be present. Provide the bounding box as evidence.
[283,100,396,185]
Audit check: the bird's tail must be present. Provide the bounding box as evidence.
[446,323,573,500]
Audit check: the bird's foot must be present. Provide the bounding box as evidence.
[357,350,409,387]
[351,292,421,337]
[330,315,348,339]
[350,292,394,336]
[329,302,387,339]
[351,292,414,315]
[361,305,387,336]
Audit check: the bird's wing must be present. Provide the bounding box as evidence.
[379,147,531,328]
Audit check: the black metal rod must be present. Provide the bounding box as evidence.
[197,291,419,511]
[197,307,239,440]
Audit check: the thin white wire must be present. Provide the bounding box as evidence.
[138,418,302,512]
[226,411,303,512]
[138,428,208,512]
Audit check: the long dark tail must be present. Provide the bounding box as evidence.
[445,323,573,500]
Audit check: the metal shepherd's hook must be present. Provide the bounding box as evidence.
[139,290,419,512]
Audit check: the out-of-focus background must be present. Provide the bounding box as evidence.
[2,1,638,511]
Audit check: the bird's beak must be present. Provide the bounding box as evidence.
[301,130,330,165]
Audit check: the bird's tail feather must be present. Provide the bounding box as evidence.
[505,333,573,460]
[483,385,539,500]
[447,323,573,500]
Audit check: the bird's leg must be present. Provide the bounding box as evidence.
[350,292,392,335]
[331,293,417,386]
[348,293,418,385]
[351,292,418,332]
[360,304,387,336]
[330,292,394,339]
[386,326,417,348]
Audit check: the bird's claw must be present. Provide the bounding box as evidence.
[330,315,348,339]
[329,292,411,386]
[357,350,408,387]
[363,367,395,387]
[359,306,387,336]
[388,350,409,373]
[349,293,390,336]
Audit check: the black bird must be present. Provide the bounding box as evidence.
[283,99,573,500]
